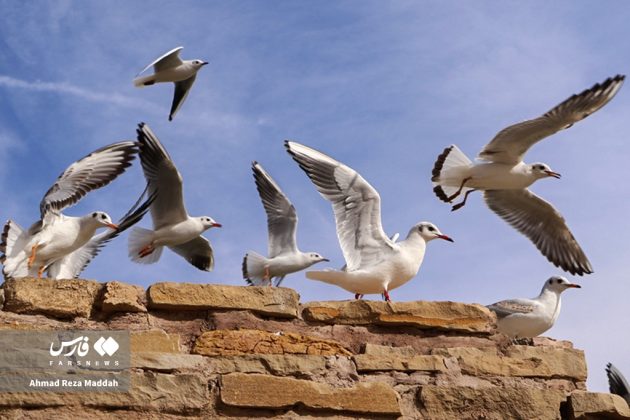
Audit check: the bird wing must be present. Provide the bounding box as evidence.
[136,123,188,229]
[487,298,538,319]
[137,46,184,75]
[169,236,214,271]
[46,187,156,279]
[606,363,630,404]
[39,141,138,219]
[483,189,592,276]
[251,162,298,258]
[169,74,196,121]
[285,141,393,271]
[478,75,625,164]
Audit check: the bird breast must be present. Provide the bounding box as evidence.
[468,163,536,190]
[154,219,203,247]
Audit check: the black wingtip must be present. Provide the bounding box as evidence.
[432,145,454,181]
[242,254,250,282]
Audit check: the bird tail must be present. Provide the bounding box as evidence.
[431,144,473,203]
[128,227,163,264]
[0,220,30,279]
[306,269,347,285]
[242,251,271,286]
[133,75,156,88]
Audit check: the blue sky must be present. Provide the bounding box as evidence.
[1,1,629,392]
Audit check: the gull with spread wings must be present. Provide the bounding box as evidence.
[128,123,221,271]
[133,46,208,121]
[286,141,453,301]
[431,75,625,276]
[606,363,630,406]
[0,141,138,279]
[242,162,328,286]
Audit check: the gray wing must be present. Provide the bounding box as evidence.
[484,189,592,276]
[169,74,196,121]
[478,75,625,164]
[40,141,138,218]
[137,46,184,75]
[252,162,298,258]
[486,298,538,319]
[285,141,393,271]
[606,363,630,405]
[169,236,214,271]
[137,123,188,229]
[46,187,156,279]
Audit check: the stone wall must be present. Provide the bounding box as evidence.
[0,278,628,419]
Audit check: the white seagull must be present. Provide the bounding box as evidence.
[285,141,453,301]
[0,141,138,279]
[243,161,329,286]
[486,276,581,338]
[431,75,625,276]
[133,46,208,121]
[606,363,630,406]
[128,123,221,271]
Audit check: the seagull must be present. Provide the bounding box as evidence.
[128,123,221,271]
[285,141,453,301]
[242,161,329,287]
[431,75,625,276]
[133,46,208,121]
[486,276,581,338]
[0,141,138,279]
[606,363,630,406]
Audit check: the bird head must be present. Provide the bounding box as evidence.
[412,222,454,243]
[200,216,222,230]
[543,276,581,293]
[90,211,118,230]
[530,163,561,179]
[306,252,329,265]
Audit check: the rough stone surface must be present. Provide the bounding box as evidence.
[355,345,447,372]
[418,385,566,419]
[3,278,102,319]
[131,329,181,353]
[101,281,146,313]
[193,329,352,356]
[148,282,299,318]
[221,373,401,415]
[302,300,495,333]
[566,391,630,419]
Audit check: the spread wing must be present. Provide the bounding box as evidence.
[169,74,196,121]
[484,189,593,276]
[137,46,184,75]
[46,187,156,279]
[487,298,537,319]
[285,141,393,271]
[478,75,625,164]
[169,236,214,271]
[40,141,138,218]
[606,363,630,404]
[137,123,188,229]
[252,162,298,258]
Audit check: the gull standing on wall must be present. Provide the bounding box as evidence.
[431,75,625,276]
[128,123,221,271]
[486,276,580,338]
[286,141,453,301]
[133,46,208,121]
[242,161,329,286]
[0,142,138,279]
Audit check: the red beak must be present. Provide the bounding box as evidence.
[212,223,222,228]
[545,170,561,179]
[566,283,581,288]
[437,234,454,243]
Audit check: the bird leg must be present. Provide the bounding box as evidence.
[138,243,155,258]
[37,266,46,279]
[27,244,39,269]
[264,266,272,287]
[354,293,364,300]
[451,189,477,211]
[382,290,391,302]
[447,177,472,202]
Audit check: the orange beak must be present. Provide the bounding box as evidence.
[106,223,119,230]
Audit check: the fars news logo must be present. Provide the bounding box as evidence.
[48,334,122,368]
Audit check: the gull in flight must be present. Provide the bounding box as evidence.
[133,46,208,121]
[285,141,453,301]
[242,162,329,286]
[431,75,625,275]
[486,276,580,338]
[128,123,221,271]
[606,363,630,406]
[0,141,138,279]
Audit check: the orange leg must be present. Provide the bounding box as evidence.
[264,266,271,286]
[37,266,45,279]
[138,243,155,258]
[27,244,39,268]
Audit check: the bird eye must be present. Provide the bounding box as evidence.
[92,212,97,218]
[428,226,435,232]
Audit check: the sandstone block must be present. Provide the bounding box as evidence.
[101,281,146,313]
[193,329,351,356]
[354,354,447,372]
[132,352,206,371]
[221,373,400,415]
[3,278,102,319]
[566,391,630,419]
[148,283,299,318]
[302,300,495,333]
[131,330,180,353]
[419,385,566,419]
[207,354,331,375]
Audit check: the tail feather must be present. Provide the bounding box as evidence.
[133,75,156,88]
[242,251,272,286]
[1,220,30,279]
[306,269,347,285]
[128,227,163,264]
[431,145,473,203]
